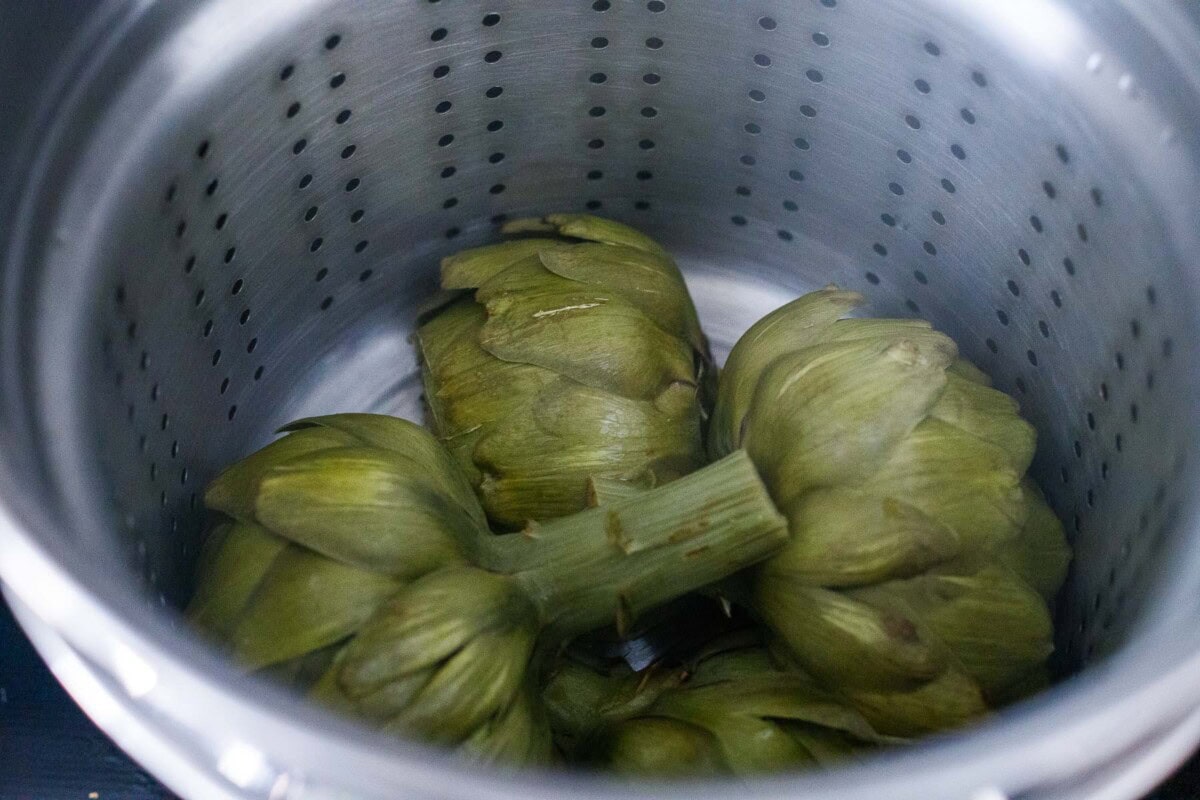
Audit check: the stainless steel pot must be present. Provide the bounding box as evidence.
[2,1,1200,798]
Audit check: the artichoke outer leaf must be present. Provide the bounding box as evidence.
[883,563,1055,697]
[928,372,1037,474]
[254,446,477,577]
[441,239,561,289]
[537,244,706,351]
[754,578,947,691]
[710,286,864,457]
[280,414,487,529]
[743,334,954,511]
[230,547,403,670]
[866,418,1029,552]
[187,521,287,640]
[205,426,354,519]
[504,213,668,256]
[479,287,696,401]
[842,667,988,738]
[998,482,1071,602]
[606,717,726,776]
[770,488,961,588]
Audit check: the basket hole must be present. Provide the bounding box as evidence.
[932,210,946,225]
[325,34,341,50]
[299,173,313,189]
[758,16,777,30]
[961,108,976,124]
[812,32,830,47]
[329,73,346,89]
[924,41,941,56]
[484,50,503,63]
[897,149,913,164]
[881,213,896,226]
[904,114,921,130]
[482,13,501,26]
[646,37,664,49]
[914,78,931,94]
[971,70,987,87]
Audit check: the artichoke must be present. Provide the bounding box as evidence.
[709,288,1071,736]
[188,414,486,670]
[418,213,714,528]
[190,414,788,761]
[543,635,884,776]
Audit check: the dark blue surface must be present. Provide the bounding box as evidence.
[0,600,170,800]
[0,597,1194,799]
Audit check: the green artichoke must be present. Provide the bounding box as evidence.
[418,213,714,528]
[190,414,787,761]
[188,414,486,671]
[543,635,883,776]
[710,288,1071,737]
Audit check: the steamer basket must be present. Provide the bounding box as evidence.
[2,1,1200,798]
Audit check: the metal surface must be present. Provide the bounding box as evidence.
[2,0,1200,798]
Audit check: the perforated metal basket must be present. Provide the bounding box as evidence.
[2,1,1200,798]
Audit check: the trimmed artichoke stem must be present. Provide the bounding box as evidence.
[483,450,789,640]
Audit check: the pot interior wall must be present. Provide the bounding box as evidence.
[32,0,1200,685]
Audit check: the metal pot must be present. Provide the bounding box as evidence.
[2,1,1200,797]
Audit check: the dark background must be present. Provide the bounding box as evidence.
[0,600,1195,800]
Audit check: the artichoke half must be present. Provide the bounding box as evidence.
[710,288,1072,736]
[418,213,714,529]
[543,635,885,776]
[189,414,788,763]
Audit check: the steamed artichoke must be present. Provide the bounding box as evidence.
[709,288,1071,736]
[189,414,486,671]
[418,213,714,528]
[544,635,884,775]
[190,414,788,762]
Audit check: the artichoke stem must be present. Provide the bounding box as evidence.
[487,450,788,639]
